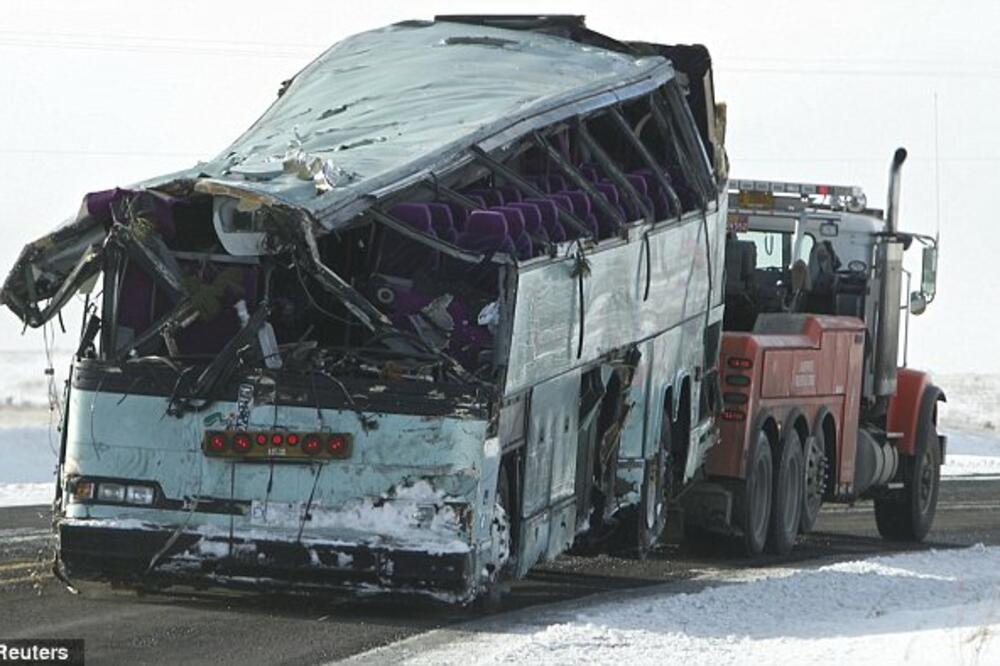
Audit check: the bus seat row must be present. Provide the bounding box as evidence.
[382,163,680,272]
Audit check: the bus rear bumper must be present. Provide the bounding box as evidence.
[58,522,476,602]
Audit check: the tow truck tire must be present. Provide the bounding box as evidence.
[767,430,804,555]
[875,421,941,542]
[738,430,773,557]
[799,431,825,534]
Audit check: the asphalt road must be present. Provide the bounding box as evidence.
[1,478,998,665]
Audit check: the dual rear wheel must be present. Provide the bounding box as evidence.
[738,427,806,557]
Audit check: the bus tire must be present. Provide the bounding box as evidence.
[738,429,773,557]
[767,429,804,555]
[636,450,667,560]
[477,463,512,613]
[875,421,941,542]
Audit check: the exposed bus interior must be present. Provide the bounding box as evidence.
[7,86,718,418]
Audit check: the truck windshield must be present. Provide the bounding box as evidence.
[737,230,813,269]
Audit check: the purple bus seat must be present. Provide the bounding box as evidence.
[626,173,649,196]
[427,203,458,244]
[580,162,604,182]
[591,183,625,237]
[594,182,627,218]
[383,203,439,274]
[492,206,533,260]
[508,202,549,245]
[557,190,599,238]
[635,168,674,219]
[455,210,514,291]
[614,176,655,221]
[524,197,566,243]
[456,210,514,256]
[117,265,158,335]
[548,193,579,238]
[445,194,487,233]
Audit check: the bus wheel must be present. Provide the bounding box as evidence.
[738,430,773,557]
[477,464,512,613]
[767,429,804,555]
[875,421,941,542]
[799,432,826,534]
[636,448,667,560]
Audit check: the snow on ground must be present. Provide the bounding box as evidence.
[358,546,1000,666]
[942,430,1000,477]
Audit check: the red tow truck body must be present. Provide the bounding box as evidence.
[710,315,865,497]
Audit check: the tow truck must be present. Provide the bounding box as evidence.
[684,149,945,555]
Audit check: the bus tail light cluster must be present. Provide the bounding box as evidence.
[203,430,353,460]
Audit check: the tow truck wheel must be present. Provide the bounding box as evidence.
[874,421,941,542]
[799,432,826,534]
[738,430,773,557]
[767,430,804,555]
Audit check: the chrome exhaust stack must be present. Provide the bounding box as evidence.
[872,148,907,399]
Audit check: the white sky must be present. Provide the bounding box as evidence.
[1,0,997,373]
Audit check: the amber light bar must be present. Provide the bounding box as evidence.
[203,430,352,460]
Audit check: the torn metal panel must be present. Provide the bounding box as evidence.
[1,213,105,327]
[137,20,673,230]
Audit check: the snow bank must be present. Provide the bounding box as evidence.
[937,373,1000,433]
[360,546,1000,665]
[0,424,57,507]
[0,482,53,507]
[0,350,71,409]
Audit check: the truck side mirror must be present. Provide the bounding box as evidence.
[909,291,927,316]
[921,245,938,300]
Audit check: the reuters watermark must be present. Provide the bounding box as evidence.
[0,640,83,665]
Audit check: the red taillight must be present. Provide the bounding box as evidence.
[209,434,227,452]
[255,434,268,446]
[271,433,284,446]
[302,437,321,455]
[727,357,753,370]
[721,410,746,422]
[286,434,300,446]
[327,435,348,457]
[233,433,252,452]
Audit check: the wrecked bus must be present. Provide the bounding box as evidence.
[2,15,727,604]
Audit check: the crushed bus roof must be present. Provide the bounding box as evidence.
[147,19,673,230]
